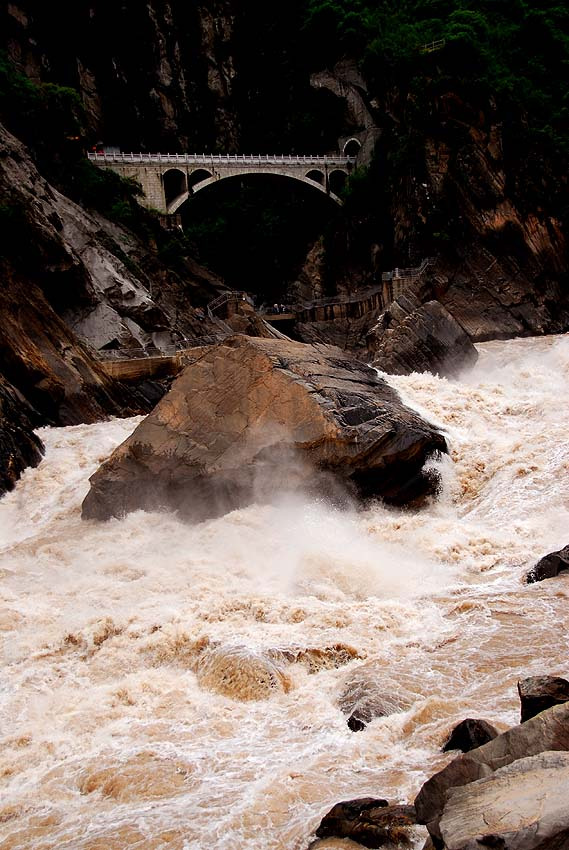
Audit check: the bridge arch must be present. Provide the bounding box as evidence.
[343,138,362,158]
[329,169,347,195]
[169,170,344,213]
[305,169,325,185]
[188,168,213,189]
[163,168,187,210]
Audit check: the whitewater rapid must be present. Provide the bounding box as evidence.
[1,335,568,850]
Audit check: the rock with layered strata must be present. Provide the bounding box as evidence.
[367,296,478,378]
[415,702,569,845]
[82,335,447,522]
[438,751,569,850]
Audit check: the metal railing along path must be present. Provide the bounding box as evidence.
[382,257,434,282]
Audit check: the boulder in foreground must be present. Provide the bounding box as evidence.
[82,336,446,522]
[439,751,569,850]
[415,701,569,845]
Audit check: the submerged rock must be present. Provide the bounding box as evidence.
[526,545,569,583]
[195,644,291,701]
[367,296,478,378]
[82,335,446,522]
[415,701,569,845]
[518,675,569,723]
[438,751,569,850]
[339,664,413,731]
[442,718,499,753]
[316,798,416,848]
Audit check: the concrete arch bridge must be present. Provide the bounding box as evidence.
[87,152,354,214]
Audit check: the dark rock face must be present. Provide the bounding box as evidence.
[415,702,569,846]
[442,718,499,753]
[368,296,478,378]
[315,798,416,848]
[438,751,569,850]
[0,377,44,495]
[82,335,447,522]
[518,676,569,723]
[0,119,225,432]
[526,546,569,584]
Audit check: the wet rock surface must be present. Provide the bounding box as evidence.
[82,335,447,522]
[0,377,44,495]
[438,751,569,850]
[526,545,569,584]
[518,676,569,723]
[368,296,478,378]
[315,798,416,849]
[442,719,499,753]
[415,702,569,845]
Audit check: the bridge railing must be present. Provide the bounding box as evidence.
[88,152,352,166]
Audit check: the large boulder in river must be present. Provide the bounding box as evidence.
[367,296,478,378]
[438,751,569,850]
[82,335,446,522]
[415,701,569,845]
[518,675,569,723]
[526,545,569,583]
[315,798,417,848]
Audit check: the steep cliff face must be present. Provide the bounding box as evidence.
[3,1,340,154]
[0,119,225,433]
[298,63,569,341]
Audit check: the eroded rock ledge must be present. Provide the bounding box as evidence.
[82,335,447,522]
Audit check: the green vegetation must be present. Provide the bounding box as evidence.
[303,0,569,155]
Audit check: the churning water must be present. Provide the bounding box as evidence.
[1,335,568,849]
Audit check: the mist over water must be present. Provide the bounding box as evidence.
[1,335,568,849]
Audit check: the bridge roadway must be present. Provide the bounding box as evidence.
[87,151,353,213]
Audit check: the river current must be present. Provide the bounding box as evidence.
[1,335,568,849]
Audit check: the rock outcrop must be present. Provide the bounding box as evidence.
[438,751,569,850]
[526,545,569,584]
[0,118,227,434]
[368,296,478,378]
[315,798,417,848]
[415,702,569,845]
[0,377,44,495]
[518,676,569,723]
[442,719,499,754]
[82,335,447,522]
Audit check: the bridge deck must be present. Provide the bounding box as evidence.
[88,152,352,166]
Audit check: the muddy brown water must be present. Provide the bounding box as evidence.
[1,335,568,849]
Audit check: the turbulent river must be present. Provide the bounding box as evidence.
[1,335,569,850]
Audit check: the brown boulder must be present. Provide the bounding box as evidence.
[368,296,478,378]
[315,798,416,848]
[526,545,569,583]
[82,335,446,522]
[518,676,569,723]
[415,702,569,845]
